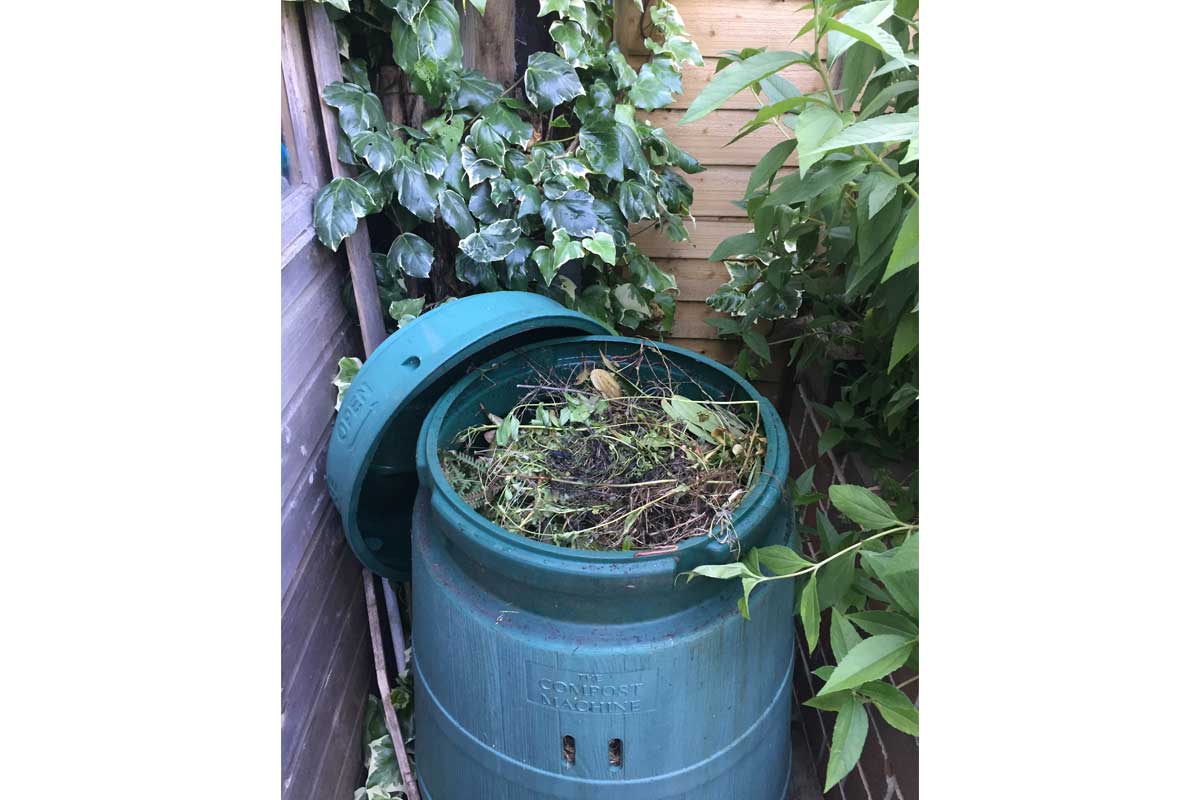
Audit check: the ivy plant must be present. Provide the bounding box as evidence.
[686,476,918,792]
[682,0,918,465]
[307,0,704,335]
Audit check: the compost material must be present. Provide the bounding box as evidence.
[439,346,765,551]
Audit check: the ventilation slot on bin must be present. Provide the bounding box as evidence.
[562,735,575,766]
[609,738,623,767]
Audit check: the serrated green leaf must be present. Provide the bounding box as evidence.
[825,698,869,791]
[682,51,809,124]
[848,610,918,638]
[858,680,919,736]
[799,573,820,653]
[888,312,918,372]
[829,607,863,661]
[818,634,914,696]
[817,427,845,456]
[882,201,918,281]
[386,232,435,279]
[829,485,899,529]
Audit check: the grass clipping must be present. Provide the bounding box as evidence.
[439,349,766,552]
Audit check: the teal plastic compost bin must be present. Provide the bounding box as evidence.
[327,292,794,800]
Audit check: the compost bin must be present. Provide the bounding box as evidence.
[327,292,794,799]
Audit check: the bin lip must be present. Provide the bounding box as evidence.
[418,335,789,569]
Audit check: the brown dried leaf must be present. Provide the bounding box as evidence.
[590,369,622,399]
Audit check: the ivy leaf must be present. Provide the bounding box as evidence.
[332,356,362,411]
[629,57,682,111]
[438,189,475,237]
[550,20,590,67]
[469,104,533,163]
[340,58,371,90]
[541,190,600,237]
[825,698,869,791]
[828,485,899,530]
[817,635,914,696]
[391,0,462,71]
[550,227,585,268]
[349,132,396,174]
[882,201,918,281]
[388,297,425,327]
[502,238,534,290]
[355,169,394,214]
[467,0,487,13]
[321,82,387,137]
[460,145,501,187]
[582,232,616,265]
[617,181,659,223]
[614,118,651,181]
[577,284,615,331]
[606,43,637,89]
[386,232,435,279]
[380,0,429,25]
[524,52,585,111]
[578,119,623,181]
[455,252,499,290]
[468,183,502,223]
[612,283,651,328]
[313,177,373,249]
[888,312,918,372]
[414,142,448,178]
[682,51,809,124]
[449,70,503,113]
[391,155,439,222]
[514,181,542,218]
[531,246,557,286]
[459,219,521,262]
[626,244,677,294]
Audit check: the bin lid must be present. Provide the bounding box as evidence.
[325,291,608,580]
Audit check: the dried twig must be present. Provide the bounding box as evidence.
[363,569,419,800]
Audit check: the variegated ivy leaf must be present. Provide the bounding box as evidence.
[414,142,448,178]
[388,297,425,327]
[613,283,652,328]
[423,115,465,157]
[332,357,361,412]
[537,0,585,20]
[629,57,683,111]
[350,131,396,174]
[322,82,387,137]
[355,169,394,214]
[607,43,637,90]
[459,219,521,262]
[468,0,487,13]
[524,52,585,111]
[550,20,592,68]
[380,0,429,25]
[341,58,371,90]
[618,181,658,223]
[582,232,616,265]
[627,243,677,294]
[456,253,500,290]
[577,118,620,181]
[438,189,475,237]
[469,105,533,163]
[449,70,503,114]
[391,155,439,222]
[541,190,600,237]
[391,0,462,72]
[514,182,541,218]
[649,0,686,37]
[460,145,501,187]
[386,232,435,279]
[313,177,373,249]
[646,34,703,67]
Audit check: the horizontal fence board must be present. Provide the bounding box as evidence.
[642,109,794,166]
[281,319,358,502]
[620,0,818,58]
[662,337,783,381]
[283,614,370,800]
[631,57,822,110]
[282,425,336,595]
[282,529,366,776]
[635,218,752,259]
[685,166,795,217]
[662,258,731,302]
[670,300,771,340]
[282,266,352,409]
